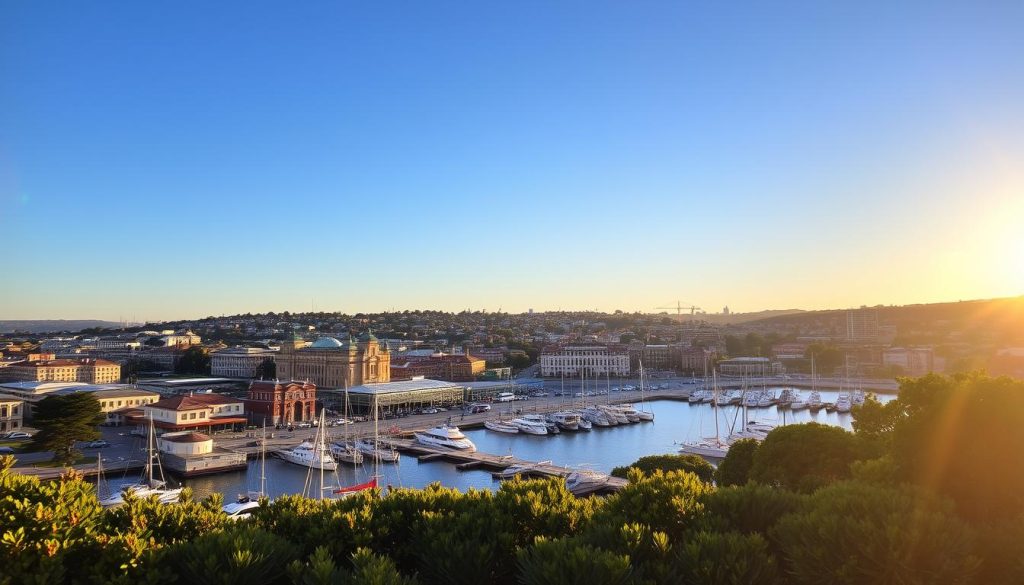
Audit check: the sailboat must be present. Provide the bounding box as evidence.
[679,372,730,459]
[330,385,364,464]
[100,413,182,507]
[634,361,655,421]
[224,423,267,518]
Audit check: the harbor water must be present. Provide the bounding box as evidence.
[150,390,888,500]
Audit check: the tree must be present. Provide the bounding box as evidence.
[715,438,758,487]
[748,423,865,492]
[29,393,104,466]
[888,373,1024,521]
[176,346,211,375]
[773,481,980,584]
[803,343,842,376]
[610,454,714,484]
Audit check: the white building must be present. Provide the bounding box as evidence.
[846,308,879,342]
[539,344,630,377]
[210,346,277,379]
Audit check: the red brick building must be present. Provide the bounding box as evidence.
[245,380,317,425]
[389,353,486,382]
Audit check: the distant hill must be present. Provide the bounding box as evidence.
[0,320,126,335]
[657,309,807,325]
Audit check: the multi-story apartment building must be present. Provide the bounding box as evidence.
[540,343,630,377]
[718,357,784,377]
[389,352,486,382]
[846,308,879,341]
[1,356,121,384]
[210,346,277,379]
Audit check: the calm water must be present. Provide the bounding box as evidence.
[163,390,889,499]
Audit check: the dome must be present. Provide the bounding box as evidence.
[310,336,343,349]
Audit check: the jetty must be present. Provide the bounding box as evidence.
[379,436,628,496]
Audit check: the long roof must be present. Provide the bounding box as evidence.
[339,378,465,395]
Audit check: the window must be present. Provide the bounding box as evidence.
[200,411,206,418]
[189,412,196,420]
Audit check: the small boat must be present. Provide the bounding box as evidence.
[575,416,593,431]
[223,495,262,519]
[757,390,774,408]
[484,420,520,434]
[278,440,338,471]
[330,441,365,464]
[355,438,400,463]
[598,405,630,424]
[688,390,705,404]
[414,425,477,451]
[493,460,552,480]
[565,469,611,494]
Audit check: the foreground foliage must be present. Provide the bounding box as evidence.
[2,373,1022,584]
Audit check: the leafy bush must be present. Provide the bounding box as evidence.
[610,454,715,483]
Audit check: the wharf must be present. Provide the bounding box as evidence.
[12,459,145,482]
[379,437,628,496]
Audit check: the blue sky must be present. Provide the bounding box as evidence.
[2,1,1023,321]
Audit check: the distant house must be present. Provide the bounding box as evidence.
[128,394,247,432]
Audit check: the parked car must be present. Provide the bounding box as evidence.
[4,431,31,440]
[422,407,440,414]
[84,440,110,448]
[0,446,15,454]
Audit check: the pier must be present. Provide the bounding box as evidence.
[378,436,628,496]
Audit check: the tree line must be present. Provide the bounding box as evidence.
[2,372,1022,584]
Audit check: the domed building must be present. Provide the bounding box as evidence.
[274,331,390,390]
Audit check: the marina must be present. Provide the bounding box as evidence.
[143,392,879,500]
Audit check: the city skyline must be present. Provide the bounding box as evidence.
[2,2,1023,321]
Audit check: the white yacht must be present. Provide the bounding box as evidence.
[414,425,477,451]
[484,420,520,434]
[807,391,823,411]
[757,390,774,408]
[329,441,364,464]
[835,392,852,413]
[494,460,551,480]
[278,440,338,471]
[355,438,400,463]
[688,390,706,404]
[547,411,581,431]
[522,414,560,434]
[510,417,549,435]
[575,416,593,431]
[789,391,808,410]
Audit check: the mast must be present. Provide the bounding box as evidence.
[318,409,325,500]
[713,371,720,442]
[260,421,266,497]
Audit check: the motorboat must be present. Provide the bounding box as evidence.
[223,496,262,520]
[745,421,776,435]
[546,411,580,432]
[355,438,400,463]
[852,389,866,406]
[329,441,365,464]
[278,440,338,471]
[835,393,852,413]
[575,416,593,431]
[688,390,705,404]
[678,438,730,459]
[493,460,552,480]
[757,390,774,408]
[414,425,477,451]
[602,404,641,423]
[510,417,549,435]
[484,420,520,434]
[565,469,610,494]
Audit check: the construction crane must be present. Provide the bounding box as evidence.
[654,301,702,317]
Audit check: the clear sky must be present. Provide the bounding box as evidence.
[2,1,1022,321]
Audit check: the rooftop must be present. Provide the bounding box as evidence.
[337,378,465,396]
[148,393,244,411]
